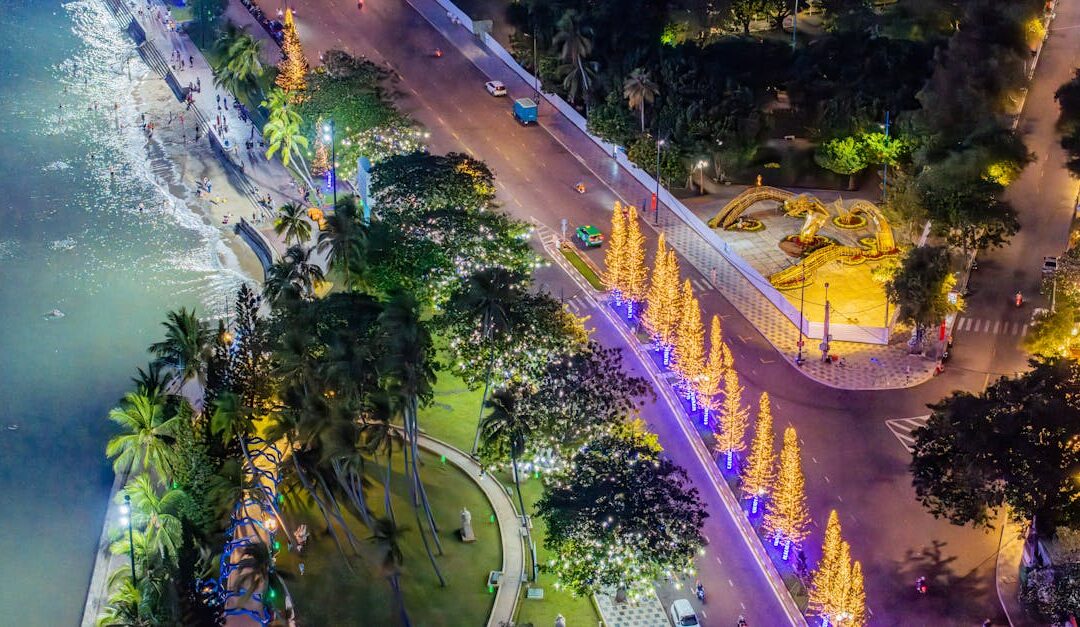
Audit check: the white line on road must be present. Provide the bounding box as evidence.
[824,475,830,483]
[811,457,818,464]
[993,321,1001,334]
[728,579,735,587]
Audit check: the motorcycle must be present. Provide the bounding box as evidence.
[1015,291,1023,308]
[695,582,705,603]
[575,182,586,194]
[432,48,443,58]
[736,617,748,627]
[358,0,364,8]
[915,576,928,595]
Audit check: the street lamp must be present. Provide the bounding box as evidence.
[120,495,138,589]
[654,138,665,225]
[796,263,806,366]
[322,120,337,209]
[696,159,708,195]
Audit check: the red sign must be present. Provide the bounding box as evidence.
[939,320,947,341]
[651,193,658,212]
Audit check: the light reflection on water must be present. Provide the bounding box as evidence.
[0,1,253,623]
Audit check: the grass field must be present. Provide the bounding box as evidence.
[419,369,602,627]
[561,244,606,291]
[279,447,500,627]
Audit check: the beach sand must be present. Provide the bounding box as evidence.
[130,76,267,282]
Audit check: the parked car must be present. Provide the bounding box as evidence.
[1043,255,1059,274]
[575,225,603,248]
[485,80,507,97]
[669,599,700,627]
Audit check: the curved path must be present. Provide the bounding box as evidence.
[414,432,525,627]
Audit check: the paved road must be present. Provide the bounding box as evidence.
[281,0,1046,623]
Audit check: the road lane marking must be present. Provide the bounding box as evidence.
[728,579,735,587]
[993,321,1001,334]
[885,415,931,453]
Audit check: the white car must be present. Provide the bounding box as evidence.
[1043,256,1059,274]
[670,599,700,626]
[485,80,507,97]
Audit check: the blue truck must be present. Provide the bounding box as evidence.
[513,98,538,125]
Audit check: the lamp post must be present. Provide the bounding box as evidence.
[796,263,806,366]
[121,495,138,589]
[696,159,708,195]
[791,0,799,50]
[654,137,665,225]
[881,111,891,203]
[322,120,337,209]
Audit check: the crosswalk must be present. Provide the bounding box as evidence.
[689,277,714,293]
[564,293,589,313]
[885,415,931,453]
[953,317,1028,336]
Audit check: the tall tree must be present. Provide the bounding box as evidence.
[264,245,324,303]
[741,392,776,513]
[148,308,211,386]
[714,363,749,470]
[447,268,526,454]
[275,9,308,99]
[814,136,869,191]
[624,68,659,133]
[620,206,648,316]
[553,10,598,106]
[214,26,264,98]
[673,281,706,409]
[885,246,959,348]
[644,242,682,363]
[118,474,187,567]
[910,358,1080,532]
[808,510,845,620]
[318,196,368,291]
[764,426,811,559]
[536,427,707,599]
[106,392,181,482]
[262,89,315,191]
[378,290,446,586]
[370,517,412,627]
[604,202,629,298]
[697,316,728,425]
[273,202,312,246]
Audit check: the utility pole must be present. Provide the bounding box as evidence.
[791,0,799,50]
[882,111,891,203]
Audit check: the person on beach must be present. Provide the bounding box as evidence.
[196,77,201,91]
[189,55,194,67]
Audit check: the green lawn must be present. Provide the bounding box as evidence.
[279,448,500,626]
[561,245,606,291]
[419,369,602,627]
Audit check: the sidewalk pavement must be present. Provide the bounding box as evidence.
[594,588,669,627]
[402,0,938,391]
[415,432,525,627]
[996,520,1034,627]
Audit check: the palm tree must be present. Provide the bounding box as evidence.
[131,362,175,398]
[624,68,659,132]
[118,474,186,566]
[360,388,402,524]
[96,569,157,627]
[106,392,180,482]
[262,89,315,191]
[553,10,596,105]
[211,391,256,448]
[370,517,412,627]
[232,542,283,603]
[148,308,212,386]
[318,196,368,291]
[264,245,324,303]
[449,268,525,454]
[559,58,600,108]
[378,290,445,586]
[214,27,264,99]
[273,202,312,246]
[479,387,538,579]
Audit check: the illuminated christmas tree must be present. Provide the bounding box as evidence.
[275,9,309,100]
[621,206,648,316]
[672,281,705,410]
[763,426,810,559]
[714,363,748,470]
[642,232,669,333]
[841,561,867,627]
[697,315,727,425]
[740,392,775,514]
[643,234,682,362]
[604,203,628,299]
[311,139,329,177]
[808,510,845,618]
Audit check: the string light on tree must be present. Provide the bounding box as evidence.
[714,362,748,471]
[741,392,776,514]
[672,280,705,411]
[763,426,810,560]
[621,206,648,318]
[604,203,628,303]
[275,9,309,100]
[697,316,726,426]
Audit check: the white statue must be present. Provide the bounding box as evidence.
[460,507,476,542]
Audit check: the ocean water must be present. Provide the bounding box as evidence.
[0,1,250,624]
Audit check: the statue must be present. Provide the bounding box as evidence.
[460,507,476,543]
[554,614,566,627]
[756,174,762,186]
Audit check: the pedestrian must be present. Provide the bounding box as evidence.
[196,77,201,91]
[299,562,305,576]
[189,54,194,66]
[216,93,220,105]
[179,113,184,127]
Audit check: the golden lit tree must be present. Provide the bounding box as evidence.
[714,363,749,471]
[604,203,628,297]
[311,139,329,177]
[808,510,845,618]
[763,426,810,559]
[740,392,775,514]
[840,560,867,627]
[621,205,648,315]
[275,9,309,99]
[673,281,705,409]
[643,232,670,333]
[697,315,727,425]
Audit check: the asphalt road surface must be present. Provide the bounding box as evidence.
[285,0,1070,623]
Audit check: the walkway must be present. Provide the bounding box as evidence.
[415,432,525,627]
[401,0,935,391]
[138,0,301,258]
